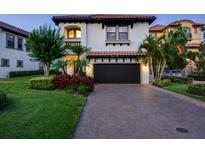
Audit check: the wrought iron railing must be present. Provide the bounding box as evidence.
[65,41,81,46]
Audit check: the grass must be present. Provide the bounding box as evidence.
[164,83,205,103]
[0,76,86,139]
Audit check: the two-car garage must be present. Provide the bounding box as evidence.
[94,64,140,83]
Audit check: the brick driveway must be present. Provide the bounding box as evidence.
[73,84,205,139]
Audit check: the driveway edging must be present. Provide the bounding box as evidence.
[148,85,205,109]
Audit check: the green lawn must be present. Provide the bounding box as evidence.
[165,83,205,103]
[0,76,86,139]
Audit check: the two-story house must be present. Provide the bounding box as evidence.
[52,14,156,84]
[0,21,40,78]
[149,20,204,52]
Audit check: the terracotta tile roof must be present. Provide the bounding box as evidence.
[87,51,146,58]
[149,24,166,32]
[52,14,156,25]
[169,20,204,27]
[0,21,29,37]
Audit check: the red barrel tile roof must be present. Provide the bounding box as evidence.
[0,21,29,37]
[52,14,156,25]
[87,51,146,58]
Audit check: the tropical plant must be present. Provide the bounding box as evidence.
[52,59,70,75]
[194,42,205,76]
[139,26,188,84]
[25,24,67,77]
[76,58,88,76]
[67,45,90,76]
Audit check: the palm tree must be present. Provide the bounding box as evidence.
[67,45,90,76]
[139,35,162,83]
[140,26,187,84]
[52,59,71,75]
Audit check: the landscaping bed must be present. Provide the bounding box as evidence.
[0,76,86,138]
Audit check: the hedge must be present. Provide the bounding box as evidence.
[29,77,54,90]
[188,84,205,96]
[9,70,43,78]
[188,74,205,81]
[166,76,194,84]
[157,79,171,87]
[0,91,8,109]
[9,70,56,78]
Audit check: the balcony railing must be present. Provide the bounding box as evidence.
[185,33,192,40]
[65,41,81,46]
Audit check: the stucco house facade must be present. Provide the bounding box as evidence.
[0,21,40,78]
[149,20,204,53]
[52,14,156,84]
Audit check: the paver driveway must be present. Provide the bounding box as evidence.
[73,84,205,139]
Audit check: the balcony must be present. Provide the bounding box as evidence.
[185,33,192,40]
[65,38,81,46]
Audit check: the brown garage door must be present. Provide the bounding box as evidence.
[94,64,140,83]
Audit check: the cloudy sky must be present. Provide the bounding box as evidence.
[0,14,205,31]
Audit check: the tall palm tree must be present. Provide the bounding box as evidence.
[139,35,161,83]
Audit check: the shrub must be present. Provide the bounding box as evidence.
[188,74,205,81]
[79,76,94,91]
[53,75,71,89]
[69,76,80,89]
[188,84,205,96]
[157,79,171,87]
[29,76,54,90]
[76,84,88,95]
[166,76,194,84]
[0,91,8,109]
[65,85,75,94]
[9,70,43,78]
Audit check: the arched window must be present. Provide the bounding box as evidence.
[67,27,81,39]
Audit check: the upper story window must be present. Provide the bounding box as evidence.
[107,26,116,40]
[17,37,23,50]
[107,25,128,41]
[182,27,192,39]
[151,33,157,39]
[6,33,15,48]
[194,28,198,33]
[16,60,24,68]
[1,58,10,67]
[119,26,128,40]
[67,28,81,39]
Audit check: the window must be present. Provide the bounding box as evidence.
[182,27,192,39]
[107,26,116,40]
[194,28,198,33]
[17,37,23,50]
[151,33,157,39]
[1,59,9,67]
[17,60,23,68]
[67,28,81,39]
[6,33,15,48]
[119,26,128,40]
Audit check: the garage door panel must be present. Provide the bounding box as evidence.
[94,64,140,83]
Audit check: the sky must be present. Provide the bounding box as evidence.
[0,14,205,32]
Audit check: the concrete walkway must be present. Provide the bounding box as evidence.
[73,84,205,139]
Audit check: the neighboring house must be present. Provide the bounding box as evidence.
[0,21,40,78]
[149,20,204,53]
[52,14,156,84]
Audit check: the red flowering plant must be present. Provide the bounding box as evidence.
[53,75,71,89]
[79,76,94,91]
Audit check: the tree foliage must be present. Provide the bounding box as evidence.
[26,24,67,77]
[140,26,188,84]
